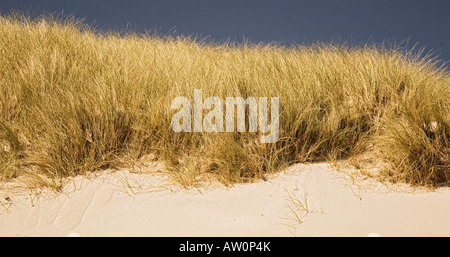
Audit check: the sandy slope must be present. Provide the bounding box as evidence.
[0,162,449,237]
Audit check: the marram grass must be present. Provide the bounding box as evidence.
[0,14,449,189]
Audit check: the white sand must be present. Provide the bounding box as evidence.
[1,162,449,237]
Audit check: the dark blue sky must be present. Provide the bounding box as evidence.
[1,0,450,66]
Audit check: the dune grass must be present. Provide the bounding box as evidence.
[0,14,449,189]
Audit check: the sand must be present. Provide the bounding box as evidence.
[1,162,449,237]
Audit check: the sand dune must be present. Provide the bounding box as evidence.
[1,162,449,237]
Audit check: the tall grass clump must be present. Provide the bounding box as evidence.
[0,14,449,188]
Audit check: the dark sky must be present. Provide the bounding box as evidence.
[1,0,450,66]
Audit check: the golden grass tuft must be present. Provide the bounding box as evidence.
[0,14,449,188]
